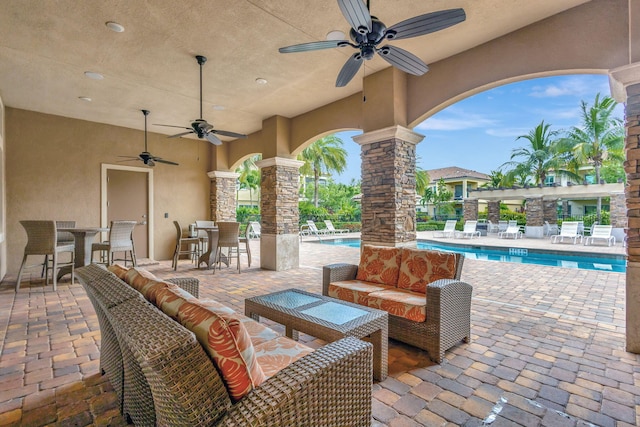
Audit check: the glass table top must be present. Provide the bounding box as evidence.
[260,291,321,309]
[300,302,369,325]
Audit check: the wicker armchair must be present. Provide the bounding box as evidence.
[16,220,75,291]
[323,253,472,363]
[76,264,373,427]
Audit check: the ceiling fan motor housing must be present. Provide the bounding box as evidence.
[350,17,387,60]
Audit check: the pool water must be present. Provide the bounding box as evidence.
[320,238,626,273]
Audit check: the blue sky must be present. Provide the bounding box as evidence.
[332,74,624,184]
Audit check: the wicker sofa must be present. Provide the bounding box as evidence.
[76,264,373,427]
[323,245,472,363]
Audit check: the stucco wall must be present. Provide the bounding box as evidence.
[5,108,211,273]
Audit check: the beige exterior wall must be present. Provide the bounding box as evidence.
[5,108,211,273]
[0,94,5,279]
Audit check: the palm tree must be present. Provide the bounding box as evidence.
[298,135,348,207]
[236,155,262,207]
[501,121,563,186]
[416,168,430,195]
[559,94,624,221]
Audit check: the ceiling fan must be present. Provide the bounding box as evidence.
[154,55,247,145]
[279,0,466,87]
[119,110,179,167]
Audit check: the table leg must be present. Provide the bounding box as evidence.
[57,231,100,280]
[366,328,388,381]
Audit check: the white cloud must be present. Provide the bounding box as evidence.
[416,107,499,131]
[485,127,530,138]
[528,75,609,98]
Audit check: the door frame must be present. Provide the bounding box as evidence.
[101,163,154,260]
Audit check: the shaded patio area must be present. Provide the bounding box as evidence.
[0,237,637,426]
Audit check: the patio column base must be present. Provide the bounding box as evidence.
[260,233,299,271]
[627,261,640,352]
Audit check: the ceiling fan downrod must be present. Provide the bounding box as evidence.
[196,55,207,120]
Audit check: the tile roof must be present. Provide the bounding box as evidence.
[427,166,490,182]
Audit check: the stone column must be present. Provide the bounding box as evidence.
[543,199,558,224]
[256,157,304,271]
[524,197,543,238]
[207,171,239,222]
[610,63,640,352]
[354,126,424,248]
[610,192,627,228]
[463,199,478,221]
[487,201,500,224]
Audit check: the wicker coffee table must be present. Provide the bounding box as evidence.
[245,288,388,381]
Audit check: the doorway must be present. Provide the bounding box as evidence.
[101,164,154,260]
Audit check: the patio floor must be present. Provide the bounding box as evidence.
[0,233,637,426]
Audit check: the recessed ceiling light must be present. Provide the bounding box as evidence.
[105,21,125,32]
[255,78,268,85]
[84,71,104,80]
[326,30,346,41]
[212,105,225,111]
[78,96,92,102]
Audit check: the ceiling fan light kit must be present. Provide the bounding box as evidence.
[279,0,465,87]
[153,55,247,145]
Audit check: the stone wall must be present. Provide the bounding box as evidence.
[360,137,416,245]
[625,82,640,262]
[487,201,500,224]
[543,199,558,224]
[525,197,543,226]
[260,164,300,235]
[610,193,627,228]
[209,175,237,222]
[463,199,478,221]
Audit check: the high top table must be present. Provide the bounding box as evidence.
[245,288,388,381]
[57,227,109,280]
[195,226,228,269]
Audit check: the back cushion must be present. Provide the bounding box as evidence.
[124,268,171,305]
[107,264,129,280]
[355,245,402,286]
[176,300,266,402]
[397,249,457,294]
[155,284,197,319]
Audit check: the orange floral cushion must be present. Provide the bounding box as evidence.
[328,280,393,305]
[176,299,266,402]
[107,264,128,280]
[254,336,314,378]
[355,245,402,286]
[397,249,457,294]
[367,289,427,322]
[155,284,197,319]
[122,268,172,305]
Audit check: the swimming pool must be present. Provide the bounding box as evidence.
[320,238,626,273]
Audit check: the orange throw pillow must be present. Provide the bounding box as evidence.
[176,300,265,402]
[355,245,402,286]
[397,249,457,294]
[107,264,128,280]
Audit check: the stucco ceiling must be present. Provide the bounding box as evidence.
[0,0,589,141]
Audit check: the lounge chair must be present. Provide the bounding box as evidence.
[487,220,499,233]
[544,221,559,237]
[247,221,261,239]
[498,220,508,232]
[433,220,457,238]
[455,220,481,239]
[551,221,582,244]
[498,225,523,239]
[584,224,616,246]
[300,220,330,239]
[324,219,348,234]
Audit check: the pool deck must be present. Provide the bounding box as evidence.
[0,235,637,426]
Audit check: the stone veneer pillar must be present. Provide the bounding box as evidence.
[543,199,558,225]
[207,171,239,222]
[611,62,640,353]
[524,197,544,238]
[256,157,304,271]
[610,192,627,228]
[354,126,424,248]
[487,201,500,224]
[463,199,478,222]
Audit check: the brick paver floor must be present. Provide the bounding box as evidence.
[0,234,637,426]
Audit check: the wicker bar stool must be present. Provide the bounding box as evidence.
[215,221,241,273]
[91,220,138,267]
[172,221,200,270]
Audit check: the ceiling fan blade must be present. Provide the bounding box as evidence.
[385,8,466,40]
[152,123,191,130]
[212,129,247,139]
[204,132,223,145]
[154,158,179,166]
[279,40,345,53]
[338,0,371,33]
[336,53,363,87]
[377,45,429,75]
[168,131,194,138]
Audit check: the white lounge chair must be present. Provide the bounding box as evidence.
[433,220,457,238]
[498,225,523,239]
[324,220,348,234]
[544,221,559,237]
[300,220,330,239]
[248,221,261,239]
[584,224,616,246]
[551,221,583,244]
[455,220,481,239]
[487,220,499,234]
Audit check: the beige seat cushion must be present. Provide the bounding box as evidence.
[253,336,314,378]
[366,289,427,322]
[328,280,393,305]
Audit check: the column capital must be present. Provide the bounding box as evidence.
[256,157,304,169]
[609,62,640,102]
[353,125,425,146]
[207,170,239,179]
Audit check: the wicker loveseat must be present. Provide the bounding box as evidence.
[323,245,472,363]
[76,264,373,427]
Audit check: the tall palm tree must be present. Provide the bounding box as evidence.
[501,121,563,186]
[236,155,262,207]
[298,135,348,207]
[559,94,624,221]
[416,168,430,195]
